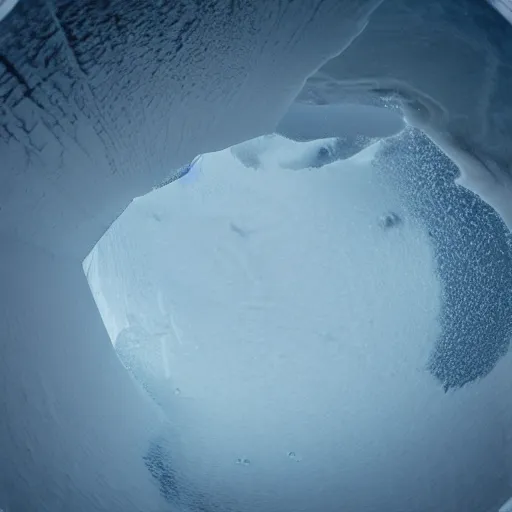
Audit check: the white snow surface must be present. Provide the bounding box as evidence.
[86,141,512,512]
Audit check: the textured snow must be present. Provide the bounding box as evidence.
[1,0,512,510]
[376,129,512,390]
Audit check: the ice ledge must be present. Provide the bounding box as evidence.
[300,0,512,228]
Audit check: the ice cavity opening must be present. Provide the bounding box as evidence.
[84,135,442,376]
[82,133,445,511]
[82,127,512,510]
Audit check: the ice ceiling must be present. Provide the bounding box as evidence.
[2,0,512,511]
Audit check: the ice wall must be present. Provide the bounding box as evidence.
[0,235,166,512]
[0,0,380,258]
[0,1,383,510]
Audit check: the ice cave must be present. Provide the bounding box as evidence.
[1,1,512,511]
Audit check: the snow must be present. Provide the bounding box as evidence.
[1,0,512,510]
[375,128,512,390]
[86,137,512,511]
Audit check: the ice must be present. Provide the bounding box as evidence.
[0,1,385,508]
[298,0,512,228]
[276,103,404,142]
[1,0,512,510]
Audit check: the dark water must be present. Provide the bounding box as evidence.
[375,128,512,390]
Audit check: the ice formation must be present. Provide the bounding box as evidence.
[1,0,512,511]
[298,0,512,228]
[276,103,404,142]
